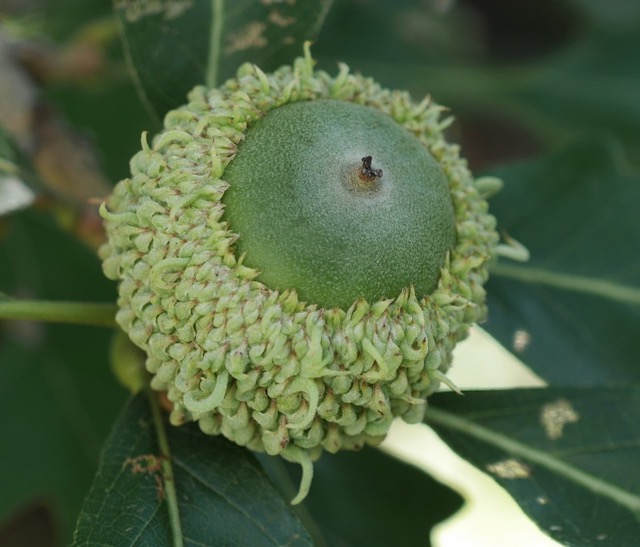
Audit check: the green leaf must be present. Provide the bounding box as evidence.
[0,337,118,541]
[73,392,313,546]
[259,447,463,547]
[566,0,640,32]
[484,140,640,384]
[0,211,125,543]
[505,29,640,146]
[114,0,335,123]
[314,2,640,151]
[314,0,485,68]
[426,388,640,547]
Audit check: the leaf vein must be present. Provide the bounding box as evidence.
[491,263,640,305]
[172,456,281,545]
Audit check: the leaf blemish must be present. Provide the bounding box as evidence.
[225,22,268,55]
[124,454,168,500]
[486,458,531,479]
[540,399,579,440]
[116,0,193,23]
[260,0,296,5]
[512,328,531,353]
[124,454,165,473]
[268,10,295,27]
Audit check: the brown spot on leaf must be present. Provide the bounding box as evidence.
[540,399,579,440]
[268,10,295,27]
[225,22,268,55]
[115,0,193,23]
[124,454,168,500]
[124,453,165,474]
[260,0,296,5]
[512,329,531,353]
[486,458,531,479]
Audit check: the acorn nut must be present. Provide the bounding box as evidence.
[100,47,500,504]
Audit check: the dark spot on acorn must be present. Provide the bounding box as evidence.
[359,155,383,181]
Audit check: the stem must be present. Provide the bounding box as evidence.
[0,299,118,327]
[147,388,184,547]
[425,407,640,515]
[490,262,640,306]
[358,155,383,182]
[206,0,225,88]
[345,156,383,194]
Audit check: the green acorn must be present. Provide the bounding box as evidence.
[100,46,499,504]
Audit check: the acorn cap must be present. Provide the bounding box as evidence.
[100,47,499,504]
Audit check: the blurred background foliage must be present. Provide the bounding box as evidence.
[0,0,639,545]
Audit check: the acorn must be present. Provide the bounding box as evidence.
[99,46,499,504]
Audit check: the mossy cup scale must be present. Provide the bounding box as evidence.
[100,49,499,503]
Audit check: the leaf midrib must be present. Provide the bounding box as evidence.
[206,0,225,88]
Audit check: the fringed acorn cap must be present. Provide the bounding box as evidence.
[99,46,499,504]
